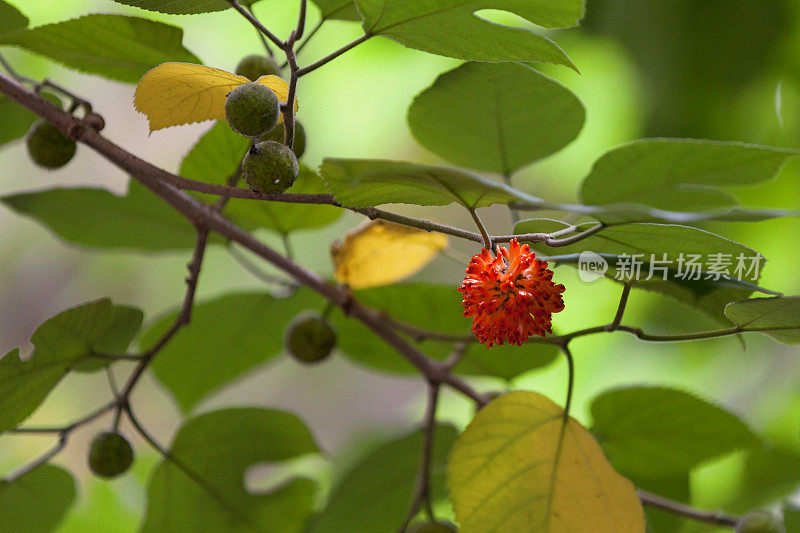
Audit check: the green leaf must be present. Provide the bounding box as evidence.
[0,15,200,84]
[784,505,800,532]
[0,96,38,147]
[725,296,800,344]
[516,218,766,323]
[320,159,542,208]
[579,139,796,211]
[227,166,343,233]
[2,181,200,251]
[0,0,27,37]
[728,446,800,512]
[590,386,759,479]
[0,299,142,433]
[308,425,457,533]
[142,408,318,533]
[179,121,249,185]
[408,62,584,174]
[311,0,360,21]
[354,0,584,68]
[636,476,690,533]
[331,283,558,379]
[0,93,62,148]
[0,465,76,533]
[110,0,260,14]
[142,290,322,413]
[447,391,645,532]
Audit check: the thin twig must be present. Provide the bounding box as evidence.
[295,19,323,56]
[605,283,632,332]
[297,33,372,76]
[117,230,209,406]
[468,207,491,250]
[246,4,274,58]
[227,242,297,287]
[227,0,285,49]
[638,489,739,527]
[124,406,261,528]
[398,383,441,532]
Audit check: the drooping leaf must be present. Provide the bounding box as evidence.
[0,465,76,533]
[308,425,457,532]
[332,283,558,379]
[579,139,797,211]
[409,62,584,174]
[354,0,584,68]
[311,0,360,21]
[447,391,645,532]
[0,0,28,37]
[228,167,343,233]
[134,63,296,131]
[332,220,447,289]
[142,408,319,533]
[516,218,766,323]
[590,386,759,479]
[320,159,542,208]
[0,15,200,84]
[0,299,142,433]
[725,296,800,344]
[2,182,200,251]
[141,290,322,413]
[110,0,261,14]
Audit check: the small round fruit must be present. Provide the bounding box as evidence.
[88,432,134,478]
[285,314,337,364]
[242,141,299,193]
[736,510,785,533]
[235,54,280,81]
[258,121,307,159]
[26,121,76,169]
[408,521,458,533]
[225,82,280,138]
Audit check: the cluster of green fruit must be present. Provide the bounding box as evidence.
[228,55,307,194]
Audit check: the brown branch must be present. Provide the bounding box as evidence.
[638,489,738,528]
[117,229,209,404]
[0,72,488,406]
[399,383,441,532]
[227,0,284,49]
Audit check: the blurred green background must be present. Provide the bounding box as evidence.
[1,0,800,530]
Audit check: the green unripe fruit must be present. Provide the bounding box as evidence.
[242,141,299,193]
[88,432,134,478]
[258,121,307,159]
[285,314,337,364]
[408,521,458,533]
[26,121,76,169]
[235,54,280,81]
[736,510,785,533]
[225,82,280,138]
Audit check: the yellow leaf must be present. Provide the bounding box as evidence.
[447,391,646,533]
[331,220,448,289]
[133,63,298,132]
